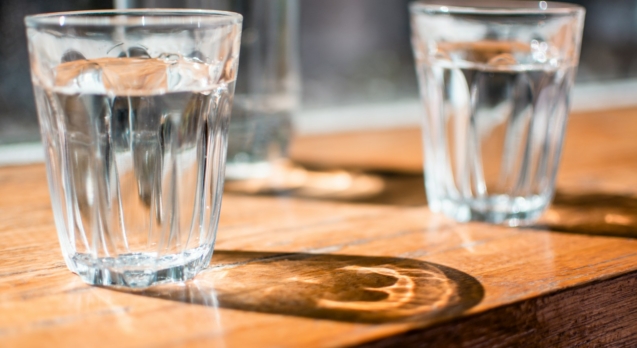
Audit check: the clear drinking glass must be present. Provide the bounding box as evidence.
[410,1,585,226]
[25,10,242,287]
[224,0,300,180]
[114,0,301,181]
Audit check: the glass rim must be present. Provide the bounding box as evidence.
[410,1,584,15]
[24,8,242,28]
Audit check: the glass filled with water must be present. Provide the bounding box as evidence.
[223,0,300,180]
[114,0,301,181]
[25,10,242,287]
[410,1,585,226]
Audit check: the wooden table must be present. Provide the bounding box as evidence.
[2,107,637,347]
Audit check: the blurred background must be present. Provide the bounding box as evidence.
[1,0,635,164]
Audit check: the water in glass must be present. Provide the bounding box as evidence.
[417,41,575,225]
[33,56,233,287]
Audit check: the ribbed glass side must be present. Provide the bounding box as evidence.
[34,83,233,288]
[417,60,574,226]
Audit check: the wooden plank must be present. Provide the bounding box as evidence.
[1,107,637,347]
[359,271,637,348]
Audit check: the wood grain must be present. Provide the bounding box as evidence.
[2,107,637,347]
[360,271,637,348]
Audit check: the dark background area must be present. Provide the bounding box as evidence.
[1,0,635,144]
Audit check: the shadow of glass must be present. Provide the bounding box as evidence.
[353,173,427,206]
[538,191,637,238]
[122,250,483,324]
[224,161,427,206]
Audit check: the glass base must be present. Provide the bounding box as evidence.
[433,194,549,227]
[225,104,293,181]
[68,245,214,288]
